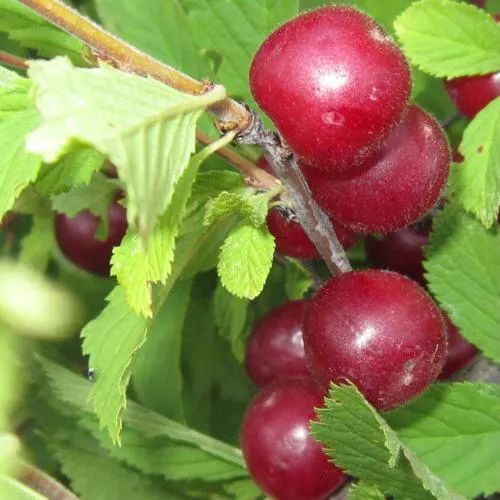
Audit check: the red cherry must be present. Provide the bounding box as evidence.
[302,105,450,233]
[250,6,411,172]
[365,223,431,283]
[245,300,310,388]
[241,378,346,500]
[267,208,359,260]
[438,315,478,380]
[55,201,127,276]
[303,270,447,411]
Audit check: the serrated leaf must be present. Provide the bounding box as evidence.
[27,57,226,240]
[312,384,463,500]
[35,146,106,197]
[451,97,500,227]
[348,482,385,500]
[94,0,208,80]
[19,215,55,271]
[284,258,314,300]
[0,77,42,221]
[0,0,84,64]
[184,0,298,106]
[425,203,500,363]
[218,223,275,300]
[132,279,192,421]
[111,132,235,316]
[386,383,500,498]
[395,0,500,78]
[213,282,249,361]
[81,286,150,443]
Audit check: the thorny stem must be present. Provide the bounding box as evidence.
[20,462,79,500]
[0,51,28,70]
[17,0,251,131]
[237,115,352,276]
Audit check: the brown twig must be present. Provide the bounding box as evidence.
[0,50,29,70]
[20,462,79,500]
[17,0,251,131]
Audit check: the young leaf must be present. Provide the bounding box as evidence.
[0,0,85,64]
[19,215,55,272]
[348,482,385,500]
[395,0,500,78]
[185,0,299,105]
[27,57,226,240]
[425,203,500,363]
[386,383,500,498]
[0,77,42,221]
[81,286,150,443]
[284,258,314,300]
[312,384,463,499]
[132,279,192,421]
[35,146,106,197]
[218,223,275,299]
[213,282,250,362]
[451,97,500,227]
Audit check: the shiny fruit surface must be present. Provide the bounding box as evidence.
[250,6,411,172]
[55,201,127,276]
[245,300,310,387]
[302,105,450,233]
[303,270,447,411]
[241,378,346,500]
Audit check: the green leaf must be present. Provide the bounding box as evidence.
[451,97,500,227]
[348,482,385,500]
[0,0,85,64]
[111,132,235,316]
[312,384,464,500]
[425,203,500,363]
[94,0,208,80]
[81,286,150,443]
[27,57,225,240]
[395,0,500,78]
[132,279,192,421]
[284,258,313,300]
[213,282,249,362]
[386,383,500,498]
[218,223,275,300]
[0,77,42,221]
[19,215,55,272]
[0,331,19,433]
[185,0,298,105]
[0,476,47,500]
[204,191,269,228]
[35,146,106,197]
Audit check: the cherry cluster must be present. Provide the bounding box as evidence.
[241,5,485,499]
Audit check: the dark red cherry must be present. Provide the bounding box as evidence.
[302,105,450,233]
[241,378,346,500]
[245,300,310,387]
[365,223,431,283]
[438,315,478,380]
[303,270,447,411]
[250,6,411,172]
[55,201,127,276]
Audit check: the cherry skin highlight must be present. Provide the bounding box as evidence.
[303,270,447,411]
[55,201,127,277]
[438,315,478,380]
[245,300,310,388]
[302,105,450,233]
[365,222,431,283]
[250,6,411,172]
[241,378,346,500]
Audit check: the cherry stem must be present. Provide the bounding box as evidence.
[20,462,79,500]
[0,51,28,70]
[237,114,352,276]
[17,0,251,132]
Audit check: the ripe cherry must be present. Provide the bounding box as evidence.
[438,315,478,380]
[303,270,447,411]
[365,221,431,283]
[245,300,310,387]
[55,200,127,276]
[250,6,411,172]
[241,378,346,500]
[302,105,450,233]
